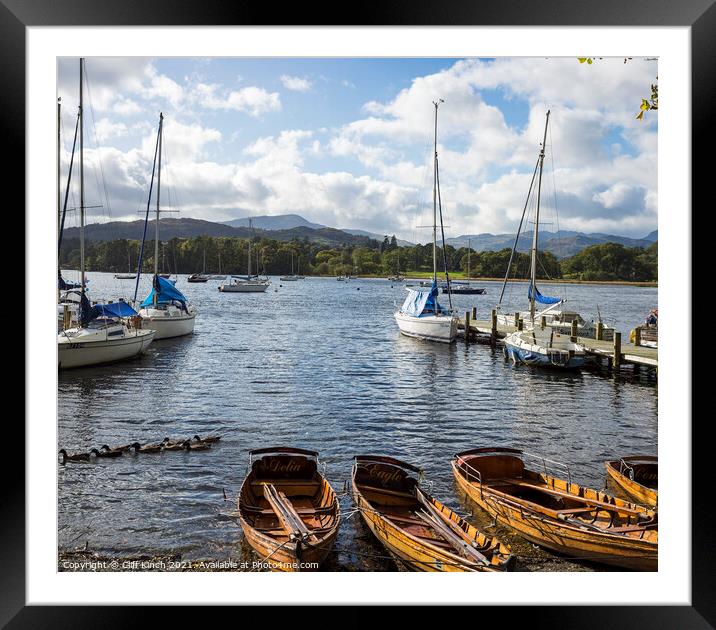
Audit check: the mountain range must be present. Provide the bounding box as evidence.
[66,214,657,258]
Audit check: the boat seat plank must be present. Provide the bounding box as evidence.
[355,484,412,499]
[509,481,647,515]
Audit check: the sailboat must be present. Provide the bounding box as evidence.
[443,237,485,294]
[218,219,270,292]
[115,250,136,279]
[136,113,197,339]
[500,111,592,368]
[394,100,458,343]
[58,59,156,369]
[188,249,210,282]
[207,251,224,279]
[279,251,299,281]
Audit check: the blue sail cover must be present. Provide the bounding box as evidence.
[93,301,138,318]
[140,275,188,310]
[528,282,561,305]
[400,280,449,317]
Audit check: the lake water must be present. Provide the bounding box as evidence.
[58,272,658,571]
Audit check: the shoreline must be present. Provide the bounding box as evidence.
[61,269,658,288]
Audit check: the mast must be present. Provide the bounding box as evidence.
[432,100,442,284]
[154,112,164,306]
[529,110,551,321]
[57,98,61,246]
[79,58,85,293]
[467,237,471,281]
[247,218,253,277]
[57,97,61,300]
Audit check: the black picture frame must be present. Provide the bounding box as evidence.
[8,0,704,622]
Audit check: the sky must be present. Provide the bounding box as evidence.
[57,56,658,242]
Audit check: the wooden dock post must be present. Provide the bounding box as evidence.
[570,320,578,342]
[514,312,519,327]
[540,315,547,329]
[464,311,471,343]
[613,331,622,371]
[490,309,497,347]
[63,305,70,329]
[634,326,642,347]
[472,306,477,320]
[596,321,603,341]
[518,318,524,331]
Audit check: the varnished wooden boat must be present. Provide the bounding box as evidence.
[238,447,340,571]
[451,447,657,571]
[351,455,512,572]
[605,456,658,507]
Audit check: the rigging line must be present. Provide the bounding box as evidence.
[83,64,114,221]
[547,121,566,296]
[435,155,453,311]
[58,109,81,257]
[133,118,162,303]
[497,154,541,306]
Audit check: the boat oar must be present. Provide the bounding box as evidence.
[416,510,489,566]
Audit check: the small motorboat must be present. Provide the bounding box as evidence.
[351,455,512,572]
[187,273,209,283]
[237,447,340,571]
[451,447,657,571]
[605,456,658,507]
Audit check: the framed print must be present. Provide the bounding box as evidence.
[7,0,707,621]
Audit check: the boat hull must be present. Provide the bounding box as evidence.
[351,456,512,572]
[218,283,269,293]
[394,311,458,343]
[451,457,657,571]
[58,329,155,369]
[238,449,340,572]
[138,309,196,339]
[503,331,592,369]
[605,458,658,507]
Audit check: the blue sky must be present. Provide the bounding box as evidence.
[57,56,658,241]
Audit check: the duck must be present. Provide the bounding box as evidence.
[129,438,169,453]
[163,439,189,452]
[192,434,221,444]
[185,440,211,451]
[58,449,97,463]
[97,444,125,458]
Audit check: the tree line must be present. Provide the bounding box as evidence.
[58,236,657,282]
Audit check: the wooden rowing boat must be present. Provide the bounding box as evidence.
[605,456,658,507]
[351,455,513,572]
[238,447,340,571]
[451,447,657,571]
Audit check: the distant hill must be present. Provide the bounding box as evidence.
[643,230,658,242]
[222,213,325,231]
[444,230,656,258]
[64,218,376,247]
[340,228,413,247]
[222,213,414,246]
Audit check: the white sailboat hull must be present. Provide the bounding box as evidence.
[58,327,155,369]
[218,282,269,293]
[394,311,458,343]
[138,306,196,339]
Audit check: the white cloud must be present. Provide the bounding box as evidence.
[194,83,281,116]
[280,75,313,92]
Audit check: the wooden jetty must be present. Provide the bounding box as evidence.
[457,308,657,374]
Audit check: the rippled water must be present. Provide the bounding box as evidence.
[58,272,657,570]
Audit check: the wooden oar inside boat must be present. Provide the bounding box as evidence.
[351,455,512,572]
[237,447,340,571]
